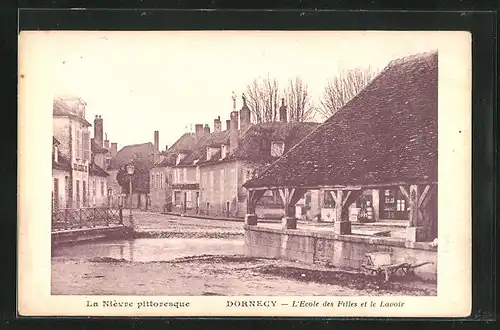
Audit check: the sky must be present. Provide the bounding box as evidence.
[47,31,445,152]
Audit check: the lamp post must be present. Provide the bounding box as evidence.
[126,163,135,229]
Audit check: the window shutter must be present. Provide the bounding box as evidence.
[83,131,90,161]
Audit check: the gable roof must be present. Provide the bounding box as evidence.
[52,152,71,172]
[91,139,108,154]
[198,121,320,166]
[175,130,231,167]
[89,162,109,177]
[244,51,438,189]
[53,97,92,126]
[154,133,196,168]
[109,142,157,170]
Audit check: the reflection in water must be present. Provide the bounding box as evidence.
[52,238,244,262]
[129,239,134,262]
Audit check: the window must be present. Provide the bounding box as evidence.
[53,178,59,210]
[101,181,104,196]
[82,181,87,207]
[271,141,285,157]
[76,129,81,159]
[93,179,96,196]
[397,199,406,211]
[65,176,70,208]
[76,180,80,209]
[209,171,214,201]
[221,145,227,159]
[151,173,155,188]
[83,131,90,161]
[323,191,335,208]
[54,145,58,162]
[219,169,225,194]
[179,168,184,183]
[207,147,212,160]
[183,168,187,182]
[305,191,312,205]
[174,191,181,205]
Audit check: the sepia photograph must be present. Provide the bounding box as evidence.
[18,30,471,317]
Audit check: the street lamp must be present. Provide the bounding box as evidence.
[126,163,135,229]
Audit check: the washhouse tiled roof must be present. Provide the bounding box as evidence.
[244,51,438,189]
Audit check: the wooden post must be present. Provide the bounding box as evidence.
[399,184,436,242]
[372,189,380,222]
[245,189,265,226]
[331,190,362,235]
[279,188,307,229]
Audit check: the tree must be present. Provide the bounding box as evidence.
[245,76,280,123]
[318,67,378,120]
[116,156,151,195]
[284,77,316,122]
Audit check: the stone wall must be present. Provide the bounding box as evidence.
[244,226,437,280]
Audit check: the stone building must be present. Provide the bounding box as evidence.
[52,96,93,210]
[170,95,320,218]
[51,136,71,210]
[89,116,110,207]
[52,97,114,210]
[106,131,161,209]
[149,132,196,212]
[170,124,230,214]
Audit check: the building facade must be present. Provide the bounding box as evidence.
[170,95,320,219]
[52,97,113,210]
[149,133,195,212]
[107,132,161,209]
[52,96,92,210]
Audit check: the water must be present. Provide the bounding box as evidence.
[52,238,244,262]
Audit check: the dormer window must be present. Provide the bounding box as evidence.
[176,153,186,165]
[271,141,285,157]
[221,144,227,159]
[54,145,59,162]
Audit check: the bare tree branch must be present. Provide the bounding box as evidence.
[284,77,316,122]
[318,67,378,120]
[245,76,280,123]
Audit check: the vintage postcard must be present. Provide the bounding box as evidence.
[18,30,471,317]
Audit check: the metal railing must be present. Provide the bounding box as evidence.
[51,206,123,232]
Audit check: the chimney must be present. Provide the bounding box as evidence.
[226,119,231,131]
[103,133,110,149]
[110,143,118,158]
[279,98,287,123]
[195,124,204,143]
[154,130,159,151]
[229,111,239,153]
[214,116,221,133]
[203,124,211,135]
[239,93,251,132]
[94,115,104,147]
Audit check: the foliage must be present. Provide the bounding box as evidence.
[116,155,151,194]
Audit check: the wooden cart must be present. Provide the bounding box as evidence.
[361,252,434,282]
